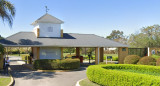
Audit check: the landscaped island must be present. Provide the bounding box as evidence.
[87,64,160,86]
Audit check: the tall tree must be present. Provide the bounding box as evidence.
[107,30,128,44]
[0,0,15,27]
[128,24,160,48]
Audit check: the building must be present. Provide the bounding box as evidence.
[0,13,128,64]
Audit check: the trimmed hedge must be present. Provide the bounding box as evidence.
[33,59,80,70]
[124,55,140,64]
[156,58,160,66]
[87,64,160,86]
[137,56,156,66]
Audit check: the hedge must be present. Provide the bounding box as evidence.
[124,55,140,64]
[137,56,156,66]
[33,59,80,70]
[87,64,160,86]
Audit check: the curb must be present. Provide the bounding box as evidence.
[7,72,14,86]
[75,78,86,86]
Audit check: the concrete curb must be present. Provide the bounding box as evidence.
[7,72,14,86]
[75,78,85,86]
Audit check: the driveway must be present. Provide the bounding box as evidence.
[9,56,87,86]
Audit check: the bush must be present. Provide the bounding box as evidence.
[21,54,30,64]
[156,58,160,66]
[124,55,140,64]
[33,59,80,70]
[137,56,156,66]
[0,44,4,55]
[0,44,4,69]
[87,64,160,86]
[65,54,76,58]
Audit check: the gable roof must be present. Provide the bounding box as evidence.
[31,13,64,25]
[0,32,128,47]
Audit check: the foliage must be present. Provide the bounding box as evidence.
[128,24,160,48]
[152,54,160,59]
[63,48,75,54]
[0,0,15,27]
[106,30,128,44]
[21,54,30,64]
[156,58,160,66]
[33,59,80,70]
[87,64,160,86]
[124,55,140,64]
[137,56,156,66]
[0,44,4,55]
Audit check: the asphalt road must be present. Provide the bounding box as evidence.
[9,56,87,86]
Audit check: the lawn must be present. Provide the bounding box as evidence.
[0,78,11,86]
[9,54,29,57]
[63,53,118,60]
[79,78,100,86]
[152,54,160,59]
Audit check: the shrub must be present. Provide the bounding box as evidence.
[0,44,4,55]
[21,54,30,64]
[0,44,4,69]
[124,55,140,64]
[137,56,156,66]
[87,64,160,86]
[65,54,76,58]
[156,58,160,66]
[33,59,80,70]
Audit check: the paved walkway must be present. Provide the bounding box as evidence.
[9,56,87,86]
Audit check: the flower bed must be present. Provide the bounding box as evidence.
[87,64,160,86]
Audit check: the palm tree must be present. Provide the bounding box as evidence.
[0,0,15,27]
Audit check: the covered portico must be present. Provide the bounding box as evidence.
[0,32,128,64]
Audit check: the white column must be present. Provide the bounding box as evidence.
[148,47,150,56]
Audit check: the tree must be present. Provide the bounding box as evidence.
[128,24,160,48]
[0,0,15,27]
[106,30,128,44]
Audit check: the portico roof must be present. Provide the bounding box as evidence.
[0,32,128,47]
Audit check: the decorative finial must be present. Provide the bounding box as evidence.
[45,6,49,13]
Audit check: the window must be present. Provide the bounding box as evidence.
[48,27,53,32]
[122,48,126,51]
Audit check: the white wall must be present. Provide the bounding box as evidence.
[38,23,61,37]
[33,24,39,37]
[40,47,61,59]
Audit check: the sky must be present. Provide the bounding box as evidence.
[1,0,160,38]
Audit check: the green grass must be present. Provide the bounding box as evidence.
[0,78,11,86]
[63,53,118,61]
[152,54,160,59]
[9,54,29,57]
[79,78,100,86]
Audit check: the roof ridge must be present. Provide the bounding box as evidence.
[66,33,96,35]
[31,13,64,25]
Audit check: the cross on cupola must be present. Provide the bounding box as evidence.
[45,6,49,13]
